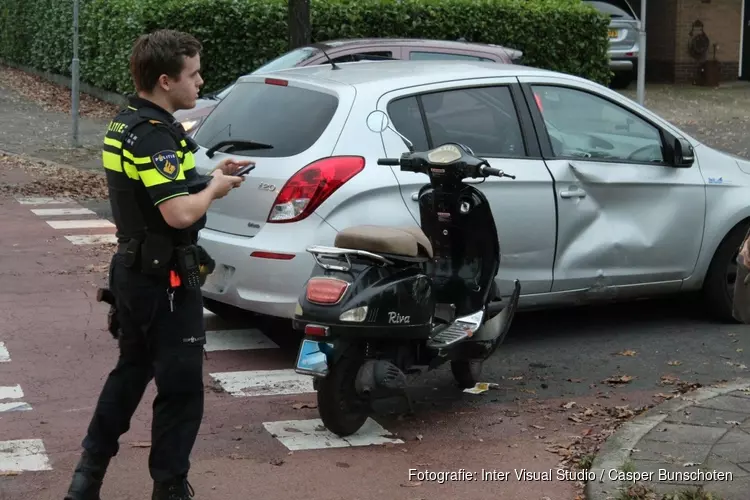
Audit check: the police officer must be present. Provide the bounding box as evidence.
[63,29,249,500]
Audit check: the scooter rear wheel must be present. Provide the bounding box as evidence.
[450,359,483,389]
[317,354,369,437]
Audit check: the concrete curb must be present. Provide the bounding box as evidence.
[584,377,750,500]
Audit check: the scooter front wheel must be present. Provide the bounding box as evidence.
[317,354,368,437]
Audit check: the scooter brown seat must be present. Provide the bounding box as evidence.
[334,225,434,259]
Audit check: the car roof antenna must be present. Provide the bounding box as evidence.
[312,43,341,70]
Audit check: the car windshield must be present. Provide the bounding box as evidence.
[252,47,320,74]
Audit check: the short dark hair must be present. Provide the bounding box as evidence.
[129,29,202,93]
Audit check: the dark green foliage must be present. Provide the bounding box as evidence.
[0,0,611,95]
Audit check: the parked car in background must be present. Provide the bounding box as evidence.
[584,0,640,88]
[192,59,750,326]
[174,38,523,135]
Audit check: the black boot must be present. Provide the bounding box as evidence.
[152,477,195,500]
[63,450,111,500]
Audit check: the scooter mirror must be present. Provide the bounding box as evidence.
[366,110,390,133]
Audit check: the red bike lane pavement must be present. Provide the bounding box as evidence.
[0,166,634,500]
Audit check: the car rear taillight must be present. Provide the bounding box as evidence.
[306,277,349,305]
[267,156,365,223]
[534,93,544,113]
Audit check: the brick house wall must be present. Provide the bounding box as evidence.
[645,0,743,83]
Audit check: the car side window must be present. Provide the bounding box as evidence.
[409,51,494,62]
[531,85,665,164]
[387,96,430,152]
[421,86,526,157]
[331,51,393,63]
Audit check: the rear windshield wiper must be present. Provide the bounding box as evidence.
[206,139,274,158]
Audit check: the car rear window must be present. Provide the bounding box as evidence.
[584,0,636,19]
[193,81,339,158]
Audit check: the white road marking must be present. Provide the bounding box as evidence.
[64,234,118,245]
[209,369,314,397]
[31,208,95,216]
[204,329,279,352]
[0,402,32,412]
[0,385,23,400]
[0,342,9,362]
[262,418,403,451]
[0,439,52,472]
[15,196,74,205]
[46,219,114,229]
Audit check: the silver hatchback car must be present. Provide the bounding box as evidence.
[193,60,750,324]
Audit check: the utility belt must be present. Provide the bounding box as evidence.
[116,232,215,290]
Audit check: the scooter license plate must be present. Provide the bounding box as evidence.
[295,339,332,377]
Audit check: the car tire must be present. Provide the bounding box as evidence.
[702,221,750,323]
[610,71,633,89]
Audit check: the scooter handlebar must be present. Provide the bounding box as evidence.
[377,158,400,166]
[480,165,516,179]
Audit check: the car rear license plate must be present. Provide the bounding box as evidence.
[608,29,619,39]
[295,339,331,377]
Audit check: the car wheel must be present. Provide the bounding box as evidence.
[609,71,634,90]
[702,222,750,323]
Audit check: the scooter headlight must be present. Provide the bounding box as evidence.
[340,306,368,322]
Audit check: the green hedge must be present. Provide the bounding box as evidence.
[0,0,611,96]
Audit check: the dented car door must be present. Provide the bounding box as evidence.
[517,77,706,296]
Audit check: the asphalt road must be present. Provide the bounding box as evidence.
[75,189,750,415]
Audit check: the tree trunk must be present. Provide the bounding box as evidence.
[288,0,311,50]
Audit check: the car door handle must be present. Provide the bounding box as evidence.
[560,187,587,199]
[411,192,418,201]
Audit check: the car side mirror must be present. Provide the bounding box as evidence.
[673,137,694,168]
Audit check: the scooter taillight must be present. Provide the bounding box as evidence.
[306,277,349,305]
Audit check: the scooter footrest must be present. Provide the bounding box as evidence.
[427,324,471,348]
[427,310,484,349]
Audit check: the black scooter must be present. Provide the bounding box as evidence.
[292,110,522,437]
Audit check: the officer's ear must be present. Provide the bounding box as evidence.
[157,73,173,92]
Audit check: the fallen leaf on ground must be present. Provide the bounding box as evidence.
[562,401,577,409]
[401,481,422,487]
[654,393,674,399]
[667,360,682,366]
[0,152,108,200]
[603,375,634,385]
[269,457,284,466]
[660,374,679,385]
[617,350,637,356]
[0,64,120,119]
[130,441,151,448]
[0,471,21,476]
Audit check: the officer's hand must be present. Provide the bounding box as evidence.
[209,169,244,199]
[215,158,254,175]
[741,238,750,268]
